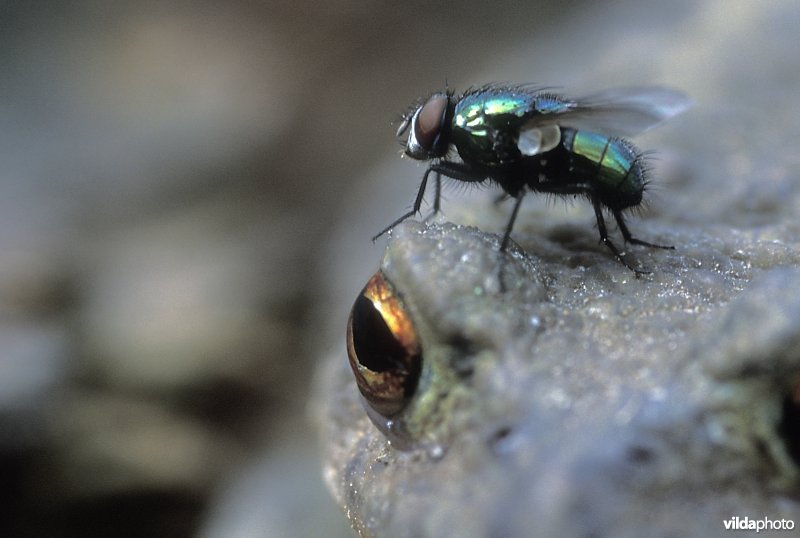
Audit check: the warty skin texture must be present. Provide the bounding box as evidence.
[319,218,800,537]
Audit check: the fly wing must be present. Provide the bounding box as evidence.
[525,86,692,138]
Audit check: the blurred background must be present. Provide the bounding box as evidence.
[1,1,797,536]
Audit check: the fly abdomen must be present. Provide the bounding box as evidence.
[562,129,645,210]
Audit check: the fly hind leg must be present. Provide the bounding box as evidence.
[591,199,651,275]
[612,209,674,250]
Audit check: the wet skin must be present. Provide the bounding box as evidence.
[320,220,800,537]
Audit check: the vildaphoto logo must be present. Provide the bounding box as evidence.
[723,516,795,532]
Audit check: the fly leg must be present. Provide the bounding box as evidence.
[612,209,674,250]
[432,169,443,213]
[591,198,650,275]
[500,190,525,252]
[372,166,433,241]
[536,179,659,274]
[495,189,527,292]
[373,161,486,241]
[423,170,442,222]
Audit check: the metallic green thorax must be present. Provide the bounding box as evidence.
[452,89,571,166]
[450,88,644,207]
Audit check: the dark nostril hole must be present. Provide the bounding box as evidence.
[488,426,516,455]
[446,333,477,378]
[777,379,800,466]
[626,445,656,464]
[492,426,513,441]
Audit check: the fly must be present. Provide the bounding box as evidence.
[374,84,691,274]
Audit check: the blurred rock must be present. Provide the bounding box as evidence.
[200,430,354,538]
[47,390,240,497]
[77,210,273,393]
[0,322,69,450]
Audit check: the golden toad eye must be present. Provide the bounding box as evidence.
[346,271,421,417]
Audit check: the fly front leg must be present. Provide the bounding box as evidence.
[373,161,486,241]
[372,166,433,241]
[428,170,442,217]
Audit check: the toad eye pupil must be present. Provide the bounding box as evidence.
[346,271,421,418]
[350,294,408,373]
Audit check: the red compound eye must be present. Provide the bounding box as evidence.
[404,93,450,160]
[412,94,448,152]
